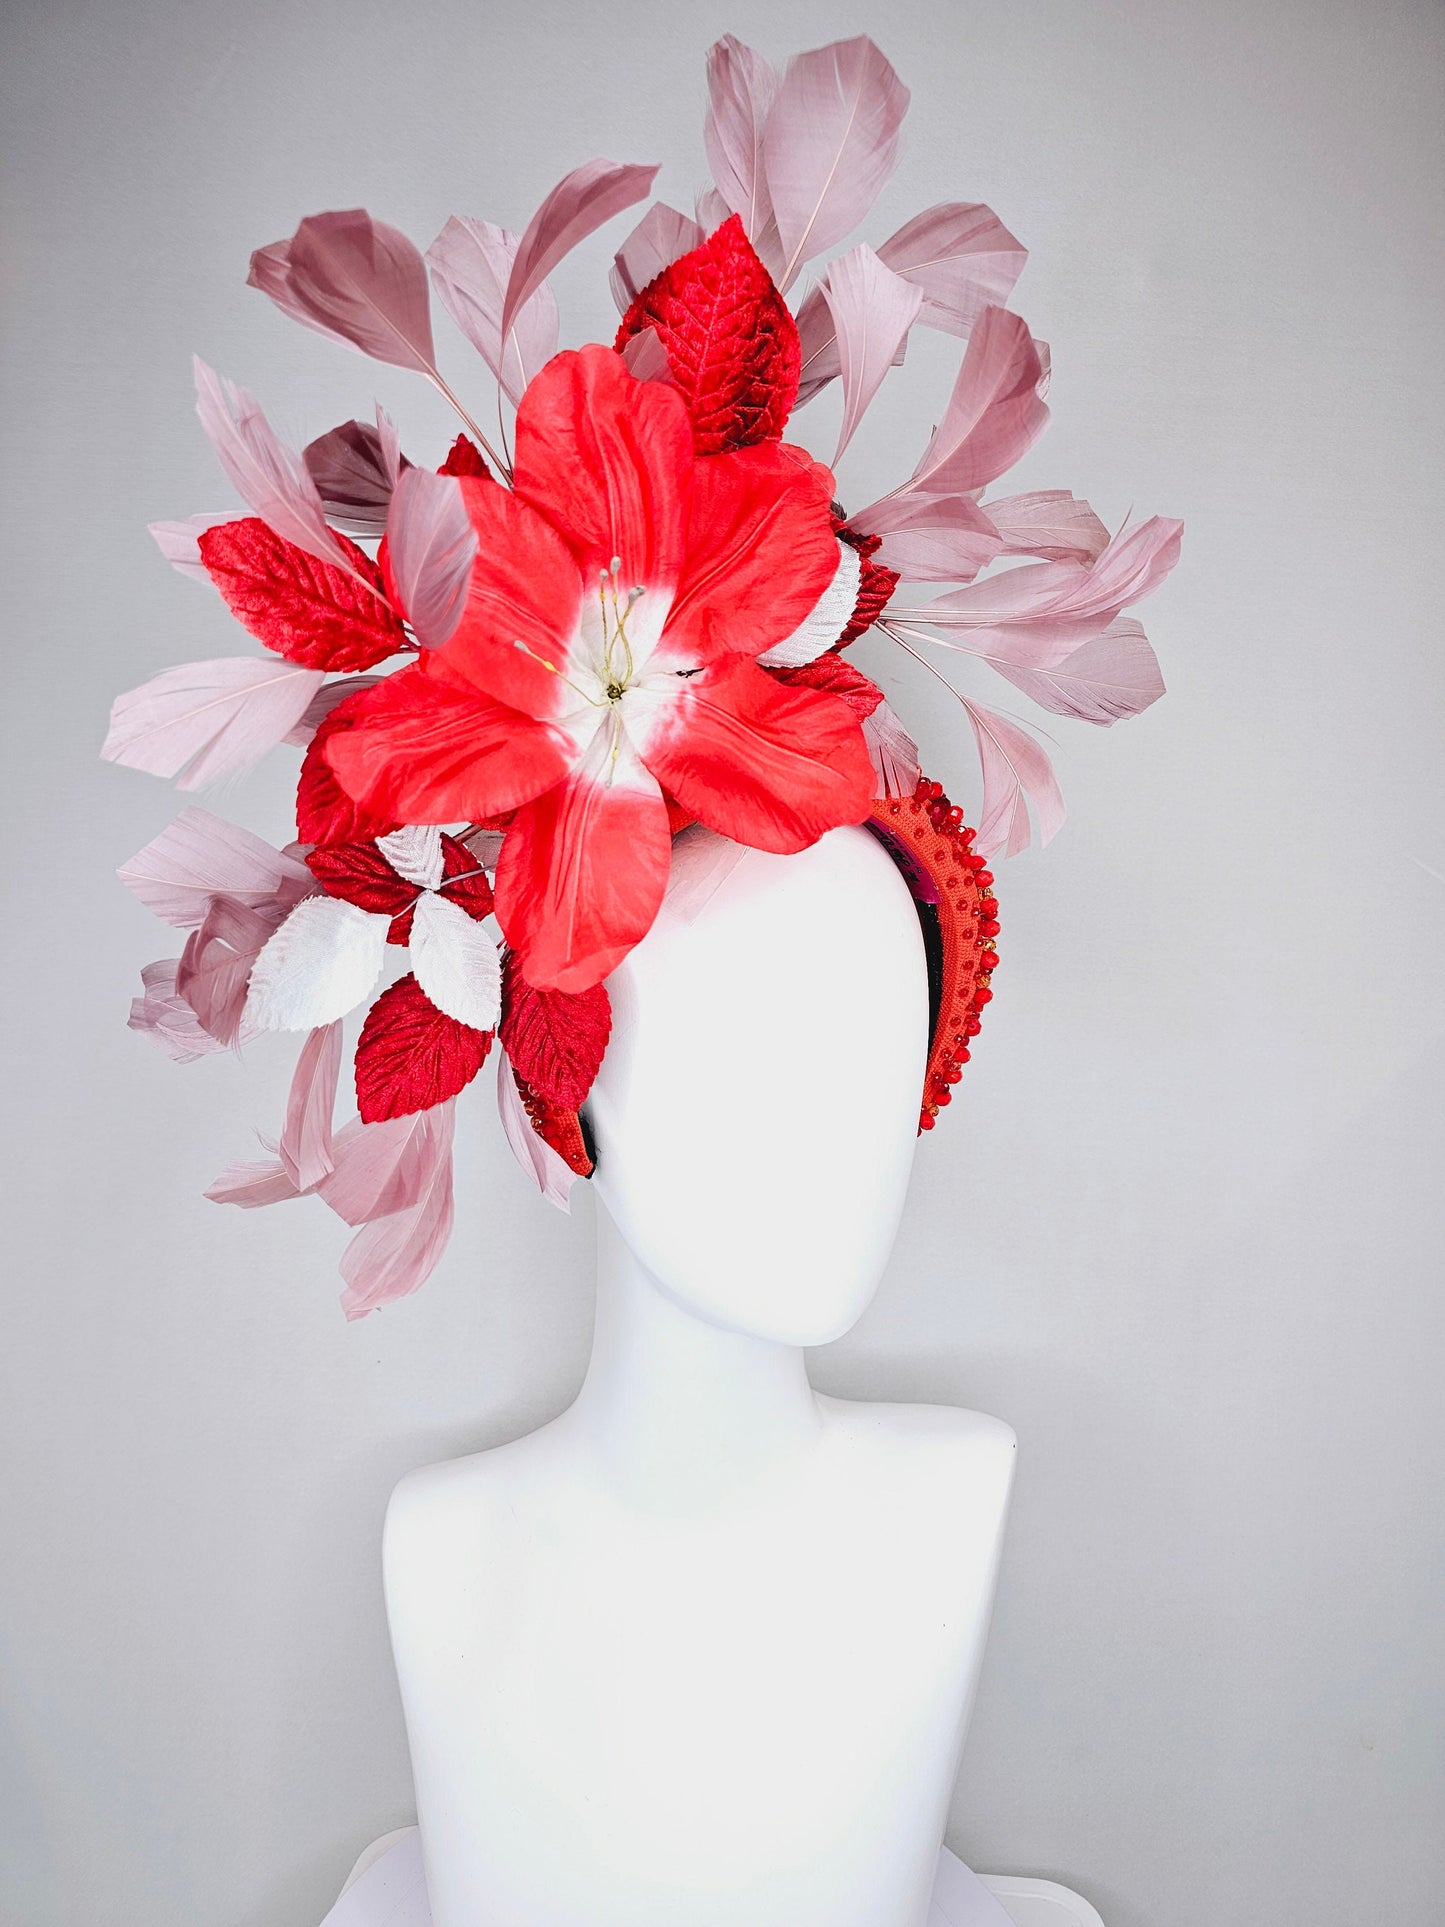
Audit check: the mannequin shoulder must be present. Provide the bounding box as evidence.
[384,1427,557,1569]
[817,1394,1017,1499]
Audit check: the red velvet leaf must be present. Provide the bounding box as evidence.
[296,692,400,845]
[438,434,491,478]
[614,214,800,455]
[306,841,417,916]
[835,518,900,644]
[199,517,407,671]
[500,950,612,1110]
[355,973,493,1123]
[386,833,495,944]
[764,652,885,720]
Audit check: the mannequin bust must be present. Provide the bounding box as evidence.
[383,823,1017,1927]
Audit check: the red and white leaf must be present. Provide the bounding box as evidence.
[761,36,910,290]
[819,244,922,461]
[992,618,1166,725]
[409,890,502,1031]
[501,158,659,343]
[381,467,476,651]
[610,204,706,310]
[703,35,782,272]
[303,416,406,537]
[338,1101,457,1319]
[614,214,800,454]
[118,807,313,929]
[279,1020,342,1190]
[192,358,356,576]
[499,953,612,1110]
[198,518,404,670]
[354,972,493,1123]
[249,209,436,374]
[983,489,1110,564]
[497,1062,578,1211]
[103,656,327,789]
[876,202,1028,336]
[962,696,1065,857]
[244,894,391,1032]
[426,216,561,406]
[758,543,861,666]
[376,825,444,891]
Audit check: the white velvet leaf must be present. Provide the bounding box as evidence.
[409,891,501,1032]
[377,825,444,891]
[245,895,391,1032]
[757,544,862,667]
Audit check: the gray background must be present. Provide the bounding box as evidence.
[2,1,1442,1923]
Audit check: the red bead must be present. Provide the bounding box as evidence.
[972,986,993,1008]
[946,806,964,828]
[980,896,998,916]
[944,1066,962,1084]
[919,1110,936,1130]
[965,1015,982,1035]
[956,1046,971,1063]
[966,853,985,870]
[975,869,993,887]
[980,918,1000,938]
[934,1087,952,1106]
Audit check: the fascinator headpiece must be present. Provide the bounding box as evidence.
[108,35,1180,1316]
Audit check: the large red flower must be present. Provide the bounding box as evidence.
[325,346,875,991]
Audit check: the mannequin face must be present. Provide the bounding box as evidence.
[587,824,930,1346]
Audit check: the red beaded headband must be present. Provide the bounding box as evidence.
[510,773,1000,1177]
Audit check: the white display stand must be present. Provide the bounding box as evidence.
[324,1828,1106,1927]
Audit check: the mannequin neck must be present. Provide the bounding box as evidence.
[564,1204,823,1514]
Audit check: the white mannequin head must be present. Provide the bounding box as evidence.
[586,823,930,1347]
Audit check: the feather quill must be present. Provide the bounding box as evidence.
[962,697,1065,857]
[426,217,560,406]
[500,159,659,344]
[383,467,477,650]
[818,245,922,461]
[279,1021,343,1190]
[192,359,357,577]
[118,808,313,929]
[703,35,782,275]
[609,204,705,311]
[102,657,327,789]
[761,37,909,290]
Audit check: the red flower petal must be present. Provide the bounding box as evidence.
[511,345,693,590]
[438,434,491,478]
[199,517,406,671]
[306,841,418,916]
[765,652,885,720]
[354,972,493,1123]
[614,215,801,455]
[435,477,585,721]
[499,950,613,1109]
[658,440,839,667]
[493,721,671,993]
[637,652,875,854]
[323,659,572,827]
[297,692,400,844]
